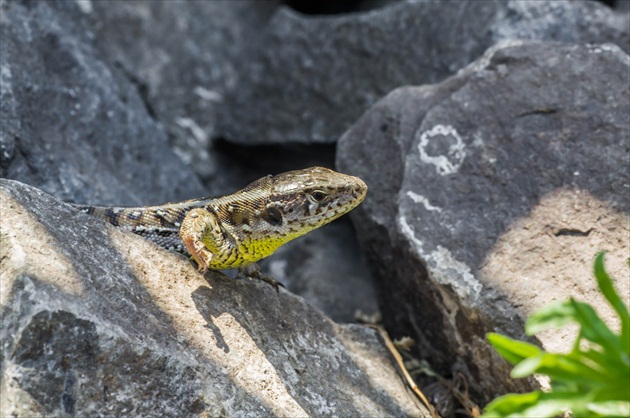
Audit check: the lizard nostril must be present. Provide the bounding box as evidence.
[352,180,367,196]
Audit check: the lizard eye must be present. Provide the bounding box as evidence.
[310,191,327,202]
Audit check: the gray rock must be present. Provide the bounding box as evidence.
[337,41,630,404]
[616,0,630,13]
[86,0,279,187]
[0,178,428,417]
[0,0,204,205]
[218,0,628,145]
[260,220,380,324]
[1,0,376,324]
[61,0,630,151]
[491,0,629,47]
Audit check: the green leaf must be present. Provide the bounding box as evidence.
[587,400,630,417]
[590,385,630,402]
[510,355,543,378]
[484,252,630,417]
[570,299,623,355]
[594,252,629,354]
[511,352,611,385]
[481,391,542,418]
[567,349,629,380]
[577,348,625,374]
[486,333,541,365]
[526,298,624,358]
[525,300,576,335]
[520,393,585,418]
[482,391,586,418]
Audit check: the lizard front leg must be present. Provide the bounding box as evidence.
[179,208,223,273]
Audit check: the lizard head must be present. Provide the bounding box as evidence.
[265,166,367,238]
[207,166,367,267]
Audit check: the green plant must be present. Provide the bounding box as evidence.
[482,252,630,418]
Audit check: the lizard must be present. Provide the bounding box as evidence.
[73,167,367,288]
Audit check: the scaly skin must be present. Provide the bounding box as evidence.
[74,167,367,272]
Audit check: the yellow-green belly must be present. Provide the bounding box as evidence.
[204,235,292,270]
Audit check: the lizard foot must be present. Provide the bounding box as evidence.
[189,245,211,274]
[179,207,217,274]
[237,264,285,293]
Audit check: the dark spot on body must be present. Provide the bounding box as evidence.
[154,211,169,227]
[380,123,388,132]
[127,211,142,220]
[104,208,119,226]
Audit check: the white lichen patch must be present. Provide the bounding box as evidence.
[406,191,442,212]
[398,215,482,304]
[430,245,482,302]
[175,117,210,145]
[76,0,93,13]
[194,86,223,102]
[459,39,528,74]
[416,124,466,175]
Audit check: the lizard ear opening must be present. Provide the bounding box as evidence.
[263,207,283,226]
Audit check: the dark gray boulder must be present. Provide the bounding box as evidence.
[337,41,630,403]
[86,0,279,186]
[218,0,629,145]
[70,1,629,152]
[0,0,377,324]
[0,0,204,205]
[0,178,428,417]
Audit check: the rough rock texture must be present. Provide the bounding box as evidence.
[61,1,629,153]
[261,220,379,324]
[218,0,629,145]
[0,0,204,205]
[0,179,428,417]
[86,0,278,186]
[0,1,378,324]
[337,41,630,404]
[4,0,628,412]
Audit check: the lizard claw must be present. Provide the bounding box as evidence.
[260,276,285,293]
[238,265,285,293]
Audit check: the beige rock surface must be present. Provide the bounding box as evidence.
[0,179,428,417]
